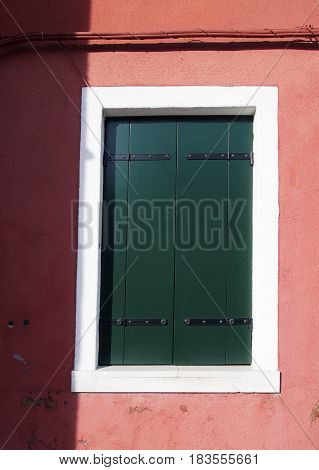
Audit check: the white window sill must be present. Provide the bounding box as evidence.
[72,366,280,393]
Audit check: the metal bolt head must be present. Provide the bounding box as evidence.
[117,319,123,326]
[161,319,167,326]
[184,319,191,326]
[228,318,235,326]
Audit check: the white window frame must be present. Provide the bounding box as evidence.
[72,86,280,393]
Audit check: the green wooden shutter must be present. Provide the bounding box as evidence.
[226,117,253,364]
[99,116,253,366]
[124,118,176,364]
[99,119,129,365]
[174,118,229,364]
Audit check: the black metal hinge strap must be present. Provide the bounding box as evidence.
[230,153,254,166]
[130,154,171,161]
[187,152,253,165]
[187,153,228,160]
[126,318,168,326]
[184,317,252,326]
[101,318,168,326]
[228,317,253,326]
[104,153,130,162]
[101,318,126,326]
[184,318,227,326]
[104,153,171,164]
[228,152,253,166]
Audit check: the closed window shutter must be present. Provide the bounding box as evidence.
[226,117,253,364]
[99,119,130,365]
[99,117,253,366]
[124,118,176,364]
[174,117,229,365]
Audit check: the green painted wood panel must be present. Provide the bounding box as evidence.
[174,118,229,365]
[99,119,129,365]
[124,118,176,364]
[99,116,253,366]
[226,117,253,364]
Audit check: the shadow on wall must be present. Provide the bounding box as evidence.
[0,0,90,449]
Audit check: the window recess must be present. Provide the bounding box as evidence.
[99,116,253,366]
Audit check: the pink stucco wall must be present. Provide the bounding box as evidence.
[1,0,319,449]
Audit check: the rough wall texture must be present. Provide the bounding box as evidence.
[1,0,319,449]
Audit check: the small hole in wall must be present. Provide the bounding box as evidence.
[23,320,30,326]
[7,321,15,328]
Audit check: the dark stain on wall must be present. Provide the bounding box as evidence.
[21,393,58,411]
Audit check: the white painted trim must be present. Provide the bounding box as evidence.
[73,86,279,393]
[72,367,280,393]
